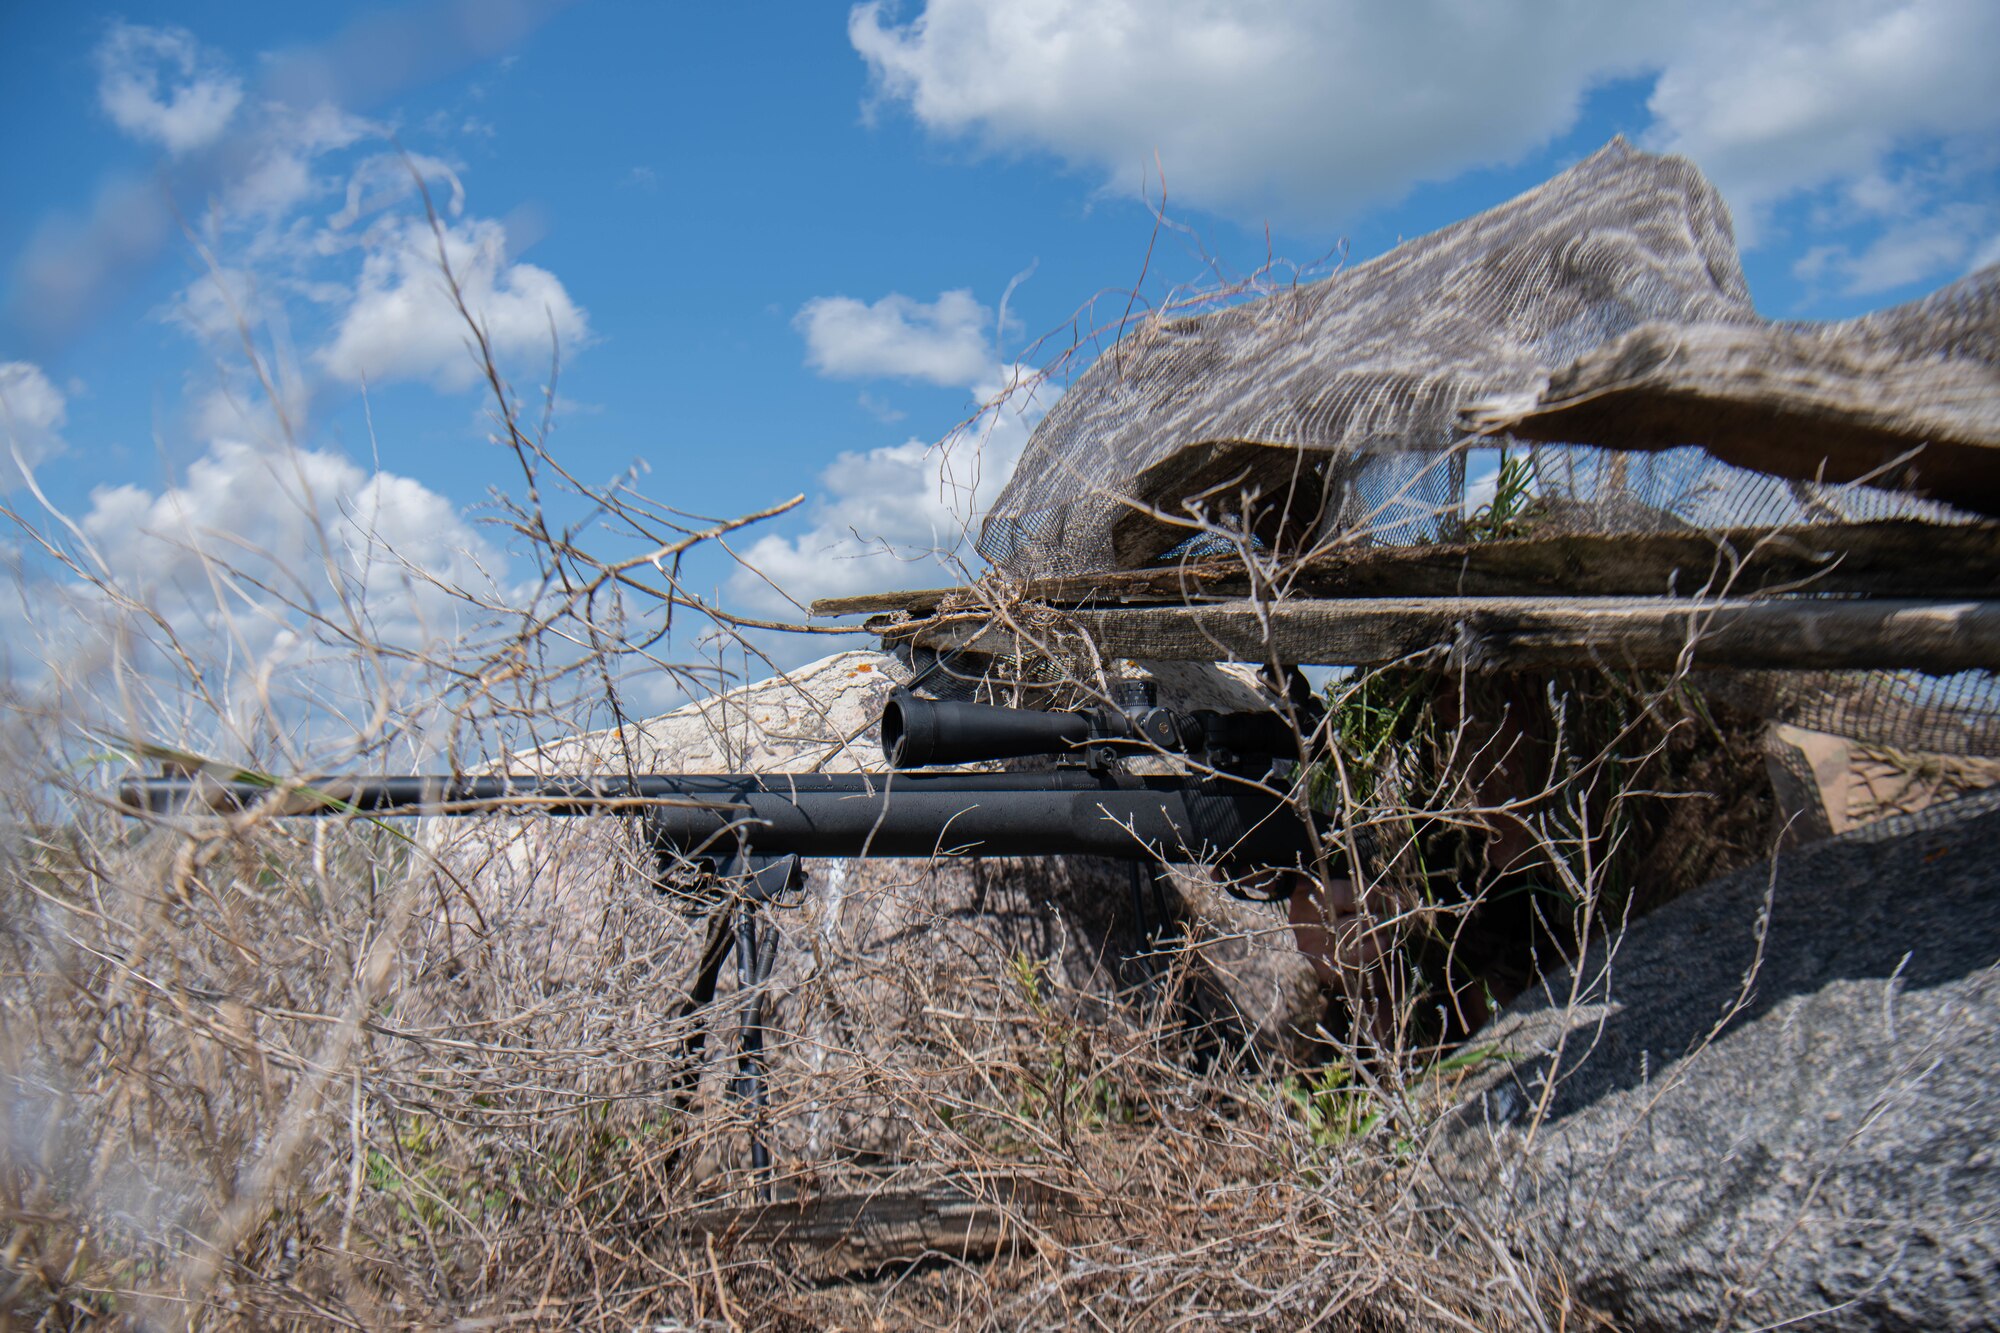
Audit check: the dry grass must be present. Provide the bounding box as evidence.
[0,794,1578,1329]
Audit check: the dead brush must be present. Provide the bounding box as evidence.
[0,738,1589,1329]
[0,180,1777,1331]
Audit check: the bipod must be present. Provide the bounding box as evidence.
[660,848,803,1196]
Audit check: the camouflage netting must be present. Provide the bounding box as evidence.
[977,138,2000,756]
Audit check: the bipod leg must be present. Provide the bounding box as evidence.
[1124,861,1179,1005]
[727,855,796,1195]
[1128,861,1216,1059]
[733,896,781,1191]
[1148,863,1173,930]
[668,907,737,1112]
[1126,860,1153,950]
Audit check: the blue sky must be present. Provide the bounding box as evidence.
[3,0,1998,723]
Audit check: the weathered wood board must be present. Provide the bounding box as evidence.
[677,1181,1085,1279]
[1465,320,2000,518]
[878,596,2000,673]
[811,521,2000,620]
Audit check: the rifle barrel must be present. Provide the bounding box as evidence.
[119,770,1315,864]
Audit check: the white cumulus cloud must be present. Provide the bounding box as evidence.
[851,0,2000,272]
[327,150,465,231]
[94,21,244,155]
[851,0,1658,222]
[1642,0,2000,219]
[10,436,512,752]
[319,216,589,391]
[795,289,994,385]
[0,363,71,487]
[76,438,502,629]
[731,367,1047,614]
[222,102,382,221]
[1795,202,1998,295]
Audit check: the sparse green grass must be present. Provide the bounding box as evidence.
[1464,447,1546,541]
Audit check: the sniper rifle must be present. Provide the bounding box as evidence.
[118,682,1324,1174]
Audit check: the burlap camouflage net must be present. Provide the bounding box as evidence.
[974,138,2000,758]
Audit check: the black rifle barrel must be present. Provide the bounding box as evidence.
[119,770,1315,864]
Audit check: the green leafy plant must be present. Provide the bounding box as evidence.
[1465,448,1544,541]
[1273,1061,1380,1148]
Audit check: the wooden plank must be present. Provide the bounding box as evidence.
[677,1182,1084,1278]
[811,520,2000,618]
[884,596,2000,673]
[1465,320,2000,517]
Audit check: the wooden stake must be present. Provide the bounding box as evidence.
[811,521,2000,619]
[884,596,2000,673]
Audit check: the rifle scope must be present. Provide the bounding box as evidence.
[879,688,1301,769]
